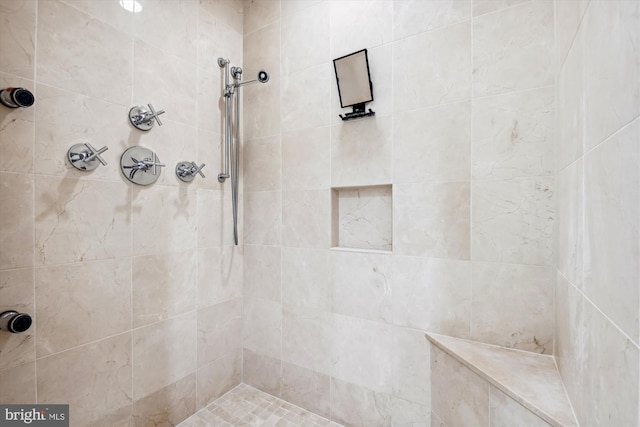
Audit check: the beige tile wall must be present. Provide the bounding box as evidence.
[0,0,244,425]
[242,0,556,424]
[554,1,640,425]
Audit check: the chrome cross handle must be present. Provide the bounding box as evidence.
[129,104,165,131]
[176,161,206,182]
[140,153,166,176]
[67,142,109,171]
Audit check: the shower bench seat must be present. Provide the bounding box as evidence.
[426,333,576,427]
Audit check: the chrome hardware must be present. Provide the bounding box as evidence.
[0,310,32,334]
[0,87,35,108]
[67,142,109,171]
[128,104,165,131]
[176,161,206,183]
[120,146,165,185]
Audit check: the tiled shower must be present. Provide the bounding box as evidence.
[0,0,638,426]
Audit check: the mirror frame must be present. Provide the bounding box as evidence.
[333,48,374,109]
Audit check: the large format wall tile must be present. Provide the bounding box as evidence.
[393,21,471,112]
[0,268,34,370]
[472,177,553,265]
[197,299,242,368]
[473,1,553,97]
[471,262,553,354]
[132,374,196,427]
[0,0,36,79]
[242,349,281,396]
[393,101,471,184]
[331,115,392,187]
[243,297,282,359]
[197,246,243,308]
[554,274,587,425]
[243,23,281,140]
[196,353,241,409]
[60,0,134,34]
[556,29,583,170]
[282,126,330,191]
[393,0,471,41]
[392,326,431,406]
[282,189,331,248]
[583,119,639,342]
[197,189,235,248]
[37,333,133,426]
[281,1,329,75]
[132,185,197,257]
[134,0,198,63]
[556,159,583,287]
[490,386,551,427]
[331,314,394,394]
[281,361,330,419]
[330,377,429,427]
[472,87,554,180]
[0,173,33,269]
[244,244,281,302]
[36,258,132,357]
[281,247,331,310]
[132,250,196,328]
[243,136,281,192]
[329,0,392,59]
[35,177,131,266]
[37,0,132,105]
[243,191,281,245]
[244,0,279,35]
[394,181,470,259]
[331,251,392,323]
[0,74,34,174]
[0,362,35,404]
[390,256,471,338]
[431,345,490,427]
[583,0,639,150]
[581,296,639,426]
[282,304,332,375]
[555,0,588,68]
[132,313,197,400]
[281,64,332,133]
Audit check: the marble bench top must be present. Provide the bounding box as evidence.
[426,333,576,427]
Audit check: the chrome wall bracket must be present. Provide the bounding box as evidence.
[129,104,165,131]
[176,161,206,183]
[120,146,165,185]
[67,142,109,171]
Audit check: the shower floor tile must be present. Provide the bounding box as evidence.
[177,383,344,427]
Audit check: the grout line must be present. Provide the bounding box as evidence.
[32,0,39,404]
[558,269,640,350]
[469,2,475,343]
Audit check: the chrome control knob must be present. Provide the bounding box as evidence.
[176,161,206,183]
[67,142,109,171]
[0,311,32,334]
[129,103,165,131]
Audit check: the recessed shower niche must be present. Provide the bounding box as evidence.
[331,184,392,252]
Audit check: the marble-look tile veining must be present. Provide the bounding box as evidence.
[178,384,343,427]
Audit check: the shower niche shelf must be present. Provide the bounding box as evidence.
[331,184,392,252]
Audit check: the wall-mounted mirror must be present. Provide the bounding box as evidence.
[333,49,375,121]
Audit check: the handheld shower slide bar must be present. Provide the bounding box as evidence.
[217,57,270,246]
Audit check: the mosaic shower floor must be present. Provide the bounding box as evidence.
[177,383,345,427]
